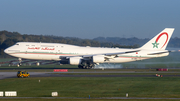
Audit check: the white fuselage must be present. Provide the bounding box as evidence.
[4,42,169,63]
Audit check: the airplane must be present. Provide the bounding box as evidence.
[4,28,174,69]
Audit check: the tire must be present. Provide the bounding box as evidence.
[78,65,83,69]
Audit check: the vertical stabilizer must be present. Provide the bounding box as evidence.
[140,28,174,50]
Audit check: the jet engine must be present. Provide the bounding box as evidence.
[69,57,82,65]
[92,55,105,63]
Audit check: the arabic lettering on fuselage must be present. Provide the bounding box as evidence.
[28,47,55,50]
[41,47,55,50]
[28,47,40,50]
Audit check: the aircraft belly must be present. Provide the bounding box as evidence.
[10,54,39,60]
[38,54,60,60]
[11,54,60,60]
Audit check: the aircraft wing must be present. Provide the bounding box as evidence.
[60,50,140,59]
[104,50,140,56]
[147,50,171,55]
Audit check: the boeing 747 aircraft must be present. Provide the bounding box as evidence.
[4,28,174,69]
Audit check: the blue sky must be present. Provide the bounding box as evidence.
[0,0,180,39]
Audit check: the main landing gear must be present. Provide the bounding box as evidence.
[78,60,95,69]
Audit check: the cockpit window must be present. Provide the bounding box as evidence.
[16,44,19,45]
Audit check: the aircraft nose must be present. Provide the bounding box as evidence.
[4,48,8,54]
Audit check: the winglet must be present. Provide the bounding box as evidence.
[140,28,174,50]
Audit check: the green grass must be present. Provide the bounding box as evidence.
[0,77,180,98]
[0,58,16,62]
[0,99,178,101]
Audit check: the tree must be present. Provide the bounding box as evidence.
[1,38,19,49]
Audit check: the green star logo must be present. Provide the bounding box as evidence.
[152,41,159,48]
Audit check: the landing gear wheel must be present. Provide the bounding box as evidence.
[18,58,22,67]
[78,60,94,69]
[83,66,86,69]
[78,65,83,69]
[19,63,22,66]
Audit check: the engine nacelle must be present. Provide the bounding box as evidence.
[69,57,82,65]
[92,55,105,63]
